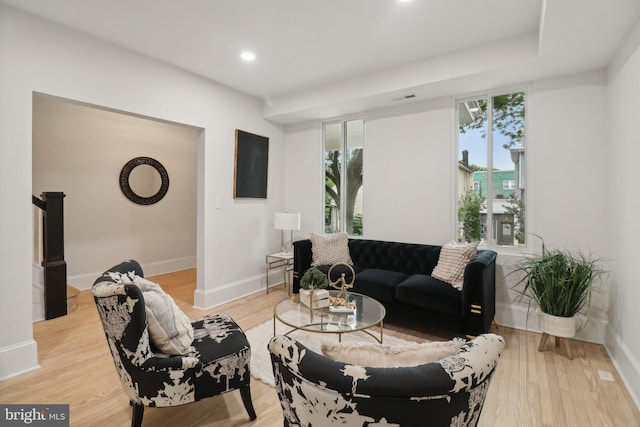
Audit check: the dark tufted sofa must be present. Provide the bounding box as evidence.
[292,238,497,337]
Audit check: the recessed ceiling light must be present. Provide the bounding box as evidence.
[240,51,256,62]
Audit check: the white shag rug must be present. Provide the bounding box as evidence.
[246,314,417,387]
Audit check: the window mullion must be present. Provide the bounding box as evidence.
[340,123,347,233]
[323,118,364,236]
[486,97,494,246]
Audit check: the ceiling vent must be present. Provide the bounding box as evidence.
[392,94,416,101]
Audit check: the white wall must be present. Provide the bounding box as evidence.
[606,19,640,408]
[363,99,453,244]
[521,71,611,335]
[284,71,611,344]
[0,6,38,380]
[529,72,609,255]
[283,121,323,238]
[284,99,455,244]
[0,5,284,380]
[33,95,198,289]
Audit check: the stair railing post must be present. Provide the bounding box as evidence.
[41,192,67,320]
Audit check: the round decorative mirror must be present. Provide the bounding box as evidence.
[119,157,169,205]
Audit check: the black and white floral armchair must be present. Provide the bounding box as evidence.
[92,260,256,427]
[269,333,504,427]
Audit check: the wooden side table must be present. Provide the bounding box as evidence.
[265,252,294,295]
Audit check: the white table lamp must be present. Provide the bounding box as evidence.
[274,212,301,254]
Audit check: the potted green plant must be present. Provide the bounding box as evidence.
[300,267,330,290]
[512,236,604,338]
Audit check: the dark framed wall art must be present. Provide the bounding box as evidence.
[233,129,269,199]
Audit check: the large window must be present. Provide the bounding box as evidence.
[456,91,526,247]
[323,119,364,236]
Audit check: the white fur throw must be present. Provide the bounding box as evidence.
[321,338,466,368]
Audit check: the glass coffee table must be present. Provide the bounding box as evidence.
[273,290,386,343]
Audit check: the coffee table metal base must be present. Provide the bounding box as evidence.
[273,317,384,343]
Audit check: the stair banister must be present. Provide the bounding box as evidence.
[32,192,67,320]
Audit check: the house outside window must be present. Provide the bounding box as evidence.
[323,119,364,236]
[456,91,526,247]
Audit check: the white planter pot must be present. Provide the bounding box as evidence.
[538,312,576,338]
[299,288,330,308]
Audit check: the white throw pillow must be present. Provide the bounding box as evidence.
[432,241,478,290]
[321,338,466,368]
[133,276,194,355]
[310,232,353,266]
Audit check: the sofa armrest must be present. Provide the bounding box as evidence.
[461,250,497,336]
[292,239,313,293]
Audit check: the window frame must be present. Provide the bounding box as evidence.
[454,87,529,251]
[322,118,365,237]
[503,180,515,190]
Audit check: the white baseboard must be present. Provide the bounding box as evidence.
[68,256,197,290]
[495,302,607,344]
[194,265,288,310]
[141,256,197,277]
[32,262,43,284]
[605,326,640,411]
[194,274,274,310]
[32,303,44,323]
[0,340,40,381]
[68,270,106,291]
[32,264,45,322]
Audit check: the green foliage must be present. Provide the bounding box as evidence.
[300,267,329,289]
[459,92,525,148]
[325,150,341,210]
[512,236,604,317]
[325,176,336,207]
[505,193,525,244]
[325,146,363,235]
[352,214,363,235]
[468,164,488,172]
[458,189,485,242]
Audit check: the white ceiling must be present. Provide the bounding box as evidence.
[3,0,640,123]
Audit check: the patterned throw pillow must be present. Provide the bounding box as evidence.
[431,241,478,290]
[310,232,353,266]
[321,338,466,368]
[132,276,194,355]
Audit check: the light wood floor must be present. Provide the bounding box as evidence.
[2,269,639,426]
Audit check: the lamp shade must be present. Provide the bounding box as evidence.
[274,212,301,230]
